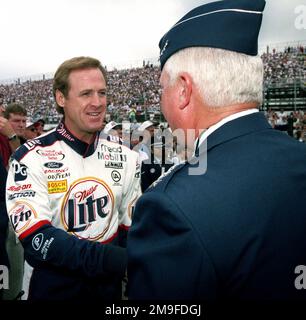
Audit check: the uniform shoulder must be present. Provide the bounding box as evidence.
[146,161,188,193]
[13,129,58,162]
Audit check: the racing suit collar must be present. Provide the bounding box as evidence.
[56,122,99,158]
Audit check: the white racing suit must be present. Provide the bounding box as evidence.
[6,122,141,300]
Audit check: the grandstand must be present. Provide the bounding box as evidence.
[0,42,305,127]
[261,42,306,112]
[263,79,306,111]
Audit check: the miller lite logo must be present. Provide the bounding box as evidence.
[9,202,37,234]
[61,178,114,241]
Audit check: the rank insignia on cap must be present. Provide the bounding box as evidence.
[159,0,266,69]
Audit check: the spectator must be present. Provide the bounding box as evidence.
[0,103,25,301]
[33,119,45,136]
[23,120,39,141]
[3,103,27,144]
[103,121,123,140]
[0,108,19,169]
[136,120,158,159]
[140,139,174,192]
[0,155,9,300]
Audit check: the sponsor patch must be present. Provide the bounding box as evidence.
[48,180,68,194]
[105,162,123,169]
[13,162,28,182]
[43,162,64,169]
[7,184,32,192]
[24,139,41,151]
[100,144,122,153]
[9,202,37,234]
[32,233,44,251]
[98,152,127,162]
[47,172,70,180]
[36,149,65,161]
[111,170,121,183]
[57,123,75,141]
[8,190,36,200]
[61,177,114,241]
[44,168,68,174]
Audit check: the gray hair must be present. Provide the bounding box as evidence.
[163,47,263,108]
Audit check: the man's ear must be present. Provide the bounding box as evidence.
[55,90,65,108]
[178,72,193,110]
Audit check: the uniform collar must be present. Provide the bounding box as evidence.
[55,122,99,158]
[195,111,272,157]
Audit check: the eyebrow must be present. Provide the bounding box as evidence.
[79,88,106,94]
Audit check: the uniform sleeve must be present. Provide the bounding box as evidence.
[6,157,51,237]
[116,151,142,294]
[6,156,126,278]
[127,191,218,299]
[118,152,142,240]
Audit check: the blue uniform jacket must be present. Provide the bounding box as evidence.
[127,112,306,300]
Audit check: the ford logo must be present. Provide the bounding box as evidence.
[44,162,63,169]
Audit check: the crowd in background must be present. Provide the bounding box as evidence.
[0,44,306,301]
[0,64,162,126]
[262,45,306,84]
[265,109,306,141]
[0,45,305,139]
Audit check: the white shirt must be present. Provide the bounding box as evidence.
[194,109,259,154]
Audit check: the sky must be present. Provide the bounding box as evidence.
[0,0,305,81]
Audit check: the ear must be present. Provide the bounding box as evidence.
[55,89,65,108]
[177,72,193,110]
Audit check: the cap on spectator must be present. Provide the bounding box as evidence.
[159,0,266,69]
[137,120,155,132]
[35,118,45,125]
[104,121,122,134]
[26,120,34,128]
[34,119,45,128]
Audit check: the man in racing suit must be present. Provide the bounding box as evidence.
[6,56,141,300]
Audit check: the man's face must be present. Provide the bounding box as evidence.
[8,113,26,137]
[34,122,44,135]
[57,67,107,142]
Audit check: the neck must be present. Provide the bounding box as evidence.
[63,122,96,144]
